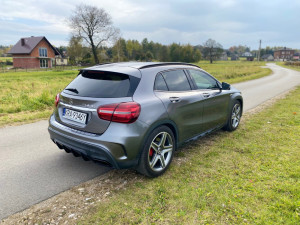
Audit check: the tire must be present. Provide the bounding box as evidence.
[137,126,175,177]
[223,100,242,132]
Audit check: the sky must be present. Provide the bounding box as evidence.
[0,0,300,50]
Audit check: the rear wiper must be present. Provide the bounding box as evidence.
[65,88,79,94]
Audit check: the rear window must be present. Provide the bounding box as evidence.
[63,71,136,98]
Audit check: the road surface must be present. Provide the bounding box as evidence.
[0,63,299,219]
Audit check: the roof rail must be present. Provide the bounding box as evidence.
[139,62,201,69]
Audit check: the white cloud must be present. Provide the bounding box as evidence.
[0,0,300,49]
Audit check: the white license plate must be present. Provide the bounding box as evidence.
[63,108,87,124]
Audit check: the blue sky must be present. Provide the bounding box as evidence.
[0,0,299,50]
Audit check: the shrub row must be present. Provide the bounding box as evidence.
[284,61,300,66]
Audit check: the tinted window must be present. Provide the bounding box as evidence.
[162,70,191,91]
[188,70,219,89]
[154,74,168,91]
[64,71,131,98]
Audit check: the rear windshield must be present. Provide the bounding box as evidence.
[63,71,134,98]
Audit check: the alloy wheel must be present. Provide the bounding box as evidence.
[148,131,173,172]
[231,103,241,128]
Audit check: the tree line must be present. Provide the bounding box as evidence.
[67,36,202,65]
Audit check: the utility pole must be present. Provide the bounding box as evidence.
[257,39,261,61]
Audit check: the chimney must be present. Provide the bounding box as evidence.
[21,38,25,46]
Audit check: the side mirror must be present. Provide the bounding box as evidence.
[221,82,231,90]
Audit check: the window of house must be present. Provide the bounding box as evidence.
[40,59,48,68]
[39,48,48,57]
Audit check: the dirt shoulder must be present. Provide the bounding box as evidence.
[1,89,294,225]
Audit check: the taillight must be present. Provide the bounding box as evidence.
[98,102,141,123]
[55,93,60,107]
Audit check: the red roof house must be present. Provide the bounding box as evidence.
[8,36,60,69]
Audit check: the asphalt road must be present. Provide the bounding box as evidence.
[0,63,300,220]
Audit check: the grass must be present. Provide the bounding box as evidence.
[0,57,12,62]
[0,70,78,127]
[197,60,271,84]
[0,61,272,127]
[276,61,300,72]
[81,87,300,224]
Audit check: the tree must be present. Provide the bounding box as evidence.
[203,39,223,63]
[69,4,119,64]
[67,36,85,64]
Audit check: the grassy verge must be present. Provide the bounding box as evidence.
[197,61,271,84]
[0,70,78,127]
[81,87,300,224]
[0,61,272,127]
[276,62,300,72]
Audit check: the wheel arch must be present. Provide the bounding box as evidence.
[135,119,179,166]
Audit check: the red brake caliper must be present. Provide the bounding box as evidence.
[149,148,154,157]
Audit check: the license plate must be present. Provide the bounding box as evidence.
[63,108,87,124]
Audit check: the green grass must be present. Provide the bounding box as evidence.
[197,61,271,84]
[0,61,272,127]
[81,87,300,224]
[277,62,300,72]
[0,57,12,62]
[0,70,78,126]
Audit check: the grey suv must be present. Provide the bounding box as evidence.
[48,62,243,177]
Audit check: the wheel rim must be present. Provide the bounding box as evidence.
[148,131,173,172]
[231,103,241,128]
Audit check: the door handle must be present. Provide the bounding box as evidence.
[169,97,180,103]
[203,93,210,98]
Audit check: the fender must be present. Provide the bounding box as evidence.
[134,119,179,165]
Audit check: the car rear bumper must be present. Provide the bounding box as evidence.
[48,114,148,169]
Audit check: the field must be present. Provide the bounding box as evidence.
[197,61,271,83]
[277,61,300,72]
[0,61,271,127]
[81,86,300,224]
[0,70,78,126]
[0,57,13,62]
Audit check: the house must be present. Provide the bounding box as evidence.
[231,54,239,60]
[274,47,295,61]
[8,36,60,68]
[261,54,274,61]
[242,52,252,57]
[219,52,228,61]
[293,52,300,61]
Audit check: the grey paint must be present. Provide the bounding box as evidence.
[49,63,241,169]
[1,63,300,220]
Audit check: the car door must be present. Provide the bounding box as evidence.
[187,69,230,132]
[154,69,205,142]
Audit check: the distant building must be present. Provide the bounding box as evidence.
[274,47,295,61]
[261,54,274,61]
[242,52,252,57]
[55,56,68,66]
[231,54,239,61]
[219,52,228,61]
[293,52,300,61]
[8,36,60,68]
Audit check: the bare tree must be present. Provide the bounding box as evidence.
[203,39,223,63]
[69,4,119,64]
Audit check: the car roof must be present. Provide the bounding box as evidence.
[81,62,201,78]
[87,62,200,70]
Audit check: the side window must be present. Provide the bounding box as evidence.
[188,70,219,89]
[154,74,168,91]
[162,70,191,91]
